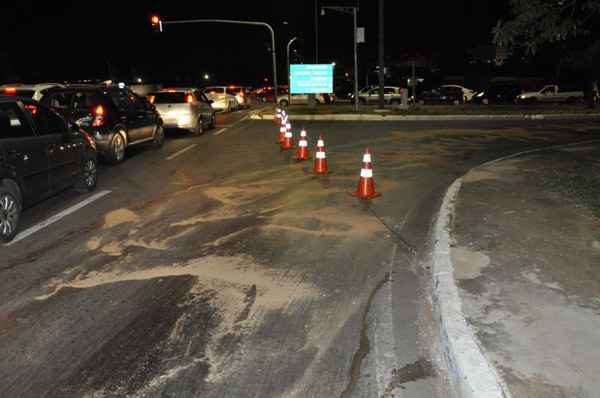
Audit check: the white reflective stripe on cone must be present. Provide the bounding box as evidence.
[300,130,307,137]
[285,132,292,137]
[317,140,324,147]
[286,123,291,129]
[280,127,286,133]
[360,168,373,178]
[316,151,326,159]
[363,154,372,163]
[299,140,308,147]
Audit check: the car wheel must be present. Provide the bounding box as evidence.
[195,117,204,135]
[75,157,98,193]
[210,113,216,129]
[279,100,289,107]
[0,183,21,243]
[153,125,165,148]
[109,132,126,164]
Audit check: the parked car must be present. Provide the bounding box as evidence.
[41,85,163,163]
[203,86,238,112]
[441,85,476,102]
[471,84,522,105]
[148,88,215,134]
[0,98,98,242]
[0,83,65,101]
[226,86,251,109]
[416,86,464,105]
[516,84,583,104]
[277,91,334,107]
[355,86,404,105]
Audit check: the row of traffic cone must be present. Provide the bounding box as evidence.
[273,108,380,199]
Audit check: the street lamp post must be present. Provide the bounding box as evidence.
[156,18,278,104]
[321,4,360,112]
[287,37,299,105]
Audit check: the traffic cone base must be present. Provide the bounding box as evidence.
[281,132,294,150]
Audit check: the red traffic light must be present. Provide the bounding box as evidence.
[150,15,163,32]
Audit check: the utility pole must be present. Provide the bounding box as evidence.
[377,0,385,109]
[287,37,299,105]
[315,0,319,63]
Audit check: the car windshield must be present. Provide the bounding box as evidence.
[152,92,188,103]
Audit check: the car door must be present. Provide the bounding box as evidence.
[29,104,81,192]
[0,102,51,205]
[196,91,214,123]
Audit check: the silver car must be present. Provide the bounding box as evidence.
[148,88,216,134]
[204,86,238,112]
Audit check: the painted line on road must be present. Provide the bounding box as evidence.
[213,128,227,136]
[165,144,198,160]
[7,190,111,246]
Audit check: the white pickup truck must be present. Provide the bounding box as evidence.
[516,85,583,104]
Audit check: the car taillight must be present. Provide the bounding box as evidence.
[148,95,155,104]
[4,87,17,95]
[186,94,194,103]
[92,105,105,127]
[24,104,37,115]
[239,91,245,97]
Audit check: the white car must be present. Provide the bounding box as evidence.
[355,86,405,105]
[441,85,475,102]
[0,83,65,101]
[204,86,239,112]
[516,85,583,104]
[226,86,251,109]
[148,88,216,133]
[277,93,333,107]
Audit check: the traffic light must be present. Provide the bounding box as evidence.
[150,15,163,33]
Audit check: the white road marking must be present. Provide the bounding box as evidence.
[213,128,227,136]
[7,190,111,246]
[165,144,198,160]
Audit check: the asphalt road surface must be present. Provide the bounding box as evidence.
[1,109,598,398]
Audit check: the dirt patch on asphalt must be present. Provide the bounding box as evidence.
[102,208,140,229]
[451,247,490,280]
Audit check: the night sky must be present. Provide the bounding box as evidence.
[0,1,508,86]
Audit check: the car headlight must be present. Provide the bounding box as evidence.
[476,92,484,98]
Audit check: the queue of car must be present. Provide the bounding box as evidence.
[0,81,251,242]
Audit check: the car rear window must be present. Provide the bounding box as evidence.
[0,103,34,139]
[151,92,188,103]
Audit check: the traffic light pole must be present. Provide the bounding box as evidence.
[159,18,278,104]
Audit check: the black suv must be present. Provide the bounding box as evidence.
[0,98,98,242]
[42,85,163,163]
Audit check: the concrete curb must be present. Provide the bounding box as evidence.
[432,178,512,398]
[432,139,600,397]
[250,113,600,122]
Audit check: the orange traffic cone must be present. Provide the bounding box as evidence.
[294,129,310,161]
[281,128,294,150]
[277,125,286,144]
[352,148,380,199]
[313,135,330,174]
[274,108,282,124]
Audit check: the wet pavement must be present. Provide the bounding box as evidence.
[452,143,600,397]
[1,111,599,397]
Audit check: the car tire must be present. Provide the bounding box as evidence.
[0,183,22,243]
[195,117,204,135]
[153,125,165,148]
[210,113,216,129]
[108,132,126,164]
[75,157,98,193]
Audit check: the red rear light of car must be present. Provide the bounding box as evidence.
[147,95,155,104]
[92,105,105,127]
[4,87,17,95]
[24,104,37,115]
[186,94,194,103]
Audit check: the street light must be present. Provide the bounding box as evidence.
[151,17,278,104]
[287,36,299,105]
[321,4,360,111]
[203,73,210,80]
